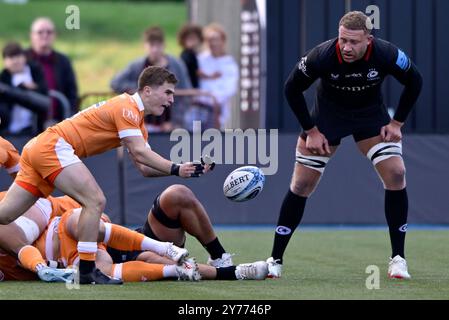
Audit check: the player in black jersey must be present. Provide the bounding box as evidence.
[267,11,422,279]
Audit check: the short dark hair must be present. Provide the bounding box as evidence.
[138,66,178,91]
[143,26,165,44]
[339,11,372,34]
[177,23,203,47]
[2,42,24,58]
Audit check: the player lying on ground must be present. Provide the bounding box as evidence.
[16,207,268,282]
[106,184,269,281]
[0,191,81,281]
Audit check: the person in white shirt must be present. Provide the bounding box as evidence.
[198,23,239,129]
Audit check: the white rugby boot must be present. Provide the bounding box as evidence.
[235,261,269,280]
[388,255,411,279]
[164,243,189,264]
[266,257,282,278]
[207,253,234,268]
[176,258,201,281]
[37,266,76,283]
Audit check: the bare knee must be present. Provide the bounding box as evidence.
[290,177,319,197]
[81,190,106,214]
[382,166,406,189]
[162,184,196,208]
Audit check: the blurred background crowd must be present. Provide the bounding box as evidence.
[0,0,240,136]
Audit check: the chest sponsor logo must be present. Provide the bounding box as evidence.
[329,82,380,92]
[122,109,139,123]
[345,73,362,78]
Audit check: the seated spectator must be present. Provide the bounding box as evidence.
[111,26,192,133]
[178,23,204,89]
[197,23,239,129]
[26,17,78,125]
[0,42,48,135]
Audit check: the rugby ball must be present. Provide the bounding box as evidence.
[223,166,265,202]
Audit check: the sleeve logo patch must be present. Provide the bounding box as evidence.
[298,56,309,76]
[396,49,410,70]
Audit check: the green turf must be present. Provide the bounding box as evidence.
[1,230,448,300]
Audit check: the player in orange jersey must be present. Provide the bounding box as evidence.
[0,66,212,284]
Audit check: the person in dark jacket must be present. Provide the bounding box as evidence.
[0,42,48,135]
[26,17,78,122]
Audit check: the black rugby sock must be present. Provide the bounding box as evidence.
[79,260,95,275]
[385,188,408,259]
[271,189,307,264]
[204,237,226,260]
[215,266,237,280]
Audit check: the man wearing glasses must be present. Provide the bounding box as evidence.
[26,17,79,126]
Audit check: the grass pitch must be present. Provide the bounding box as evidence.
[1,229,448,300]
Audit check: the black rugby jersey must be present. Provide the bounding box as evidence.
[285,38,423,131]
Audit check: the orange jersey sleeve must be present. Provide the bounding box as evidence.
[50,93,148,158]
[0,136,20,174]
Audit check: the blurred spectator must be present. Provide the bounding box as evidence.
[198,23,239,129]
[0,42,48,135]
[111,26,192,133]
[26,17,78,125]
[178,23,203,88]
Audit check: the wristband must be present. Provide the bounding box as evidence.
[170,163,180,176]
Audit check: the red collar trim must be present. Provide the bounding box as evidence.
[364,41,373,61]
[336,42,343,64]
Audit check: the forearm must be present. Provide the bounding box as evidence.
[393,64,423,123]
[285,80,315,131]
[132,148,172,174]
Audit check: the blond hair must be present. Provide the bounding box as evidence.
[339,11,372,34]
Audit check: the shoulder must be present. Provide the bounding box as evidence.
[372,38,410,69]
[127,57,147,69]
[167,55,184,68]
[306,38,338,61]
[53,50,73,65]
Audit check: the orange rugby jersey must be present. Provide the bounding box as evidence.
[0,136,20,174]
[50,93,148,158]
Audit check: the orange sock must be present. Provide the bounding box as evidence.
[106,224,144,250]
[111,261,164,282]
[78,252,96,261]
[104,223,168,255]
[18,245,46,273]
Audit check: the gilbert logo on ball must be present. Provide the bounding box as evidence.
[223,166,265,202]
